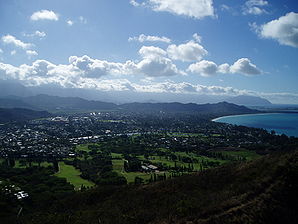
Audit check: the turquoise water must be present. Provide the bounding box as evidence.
[213,113,298,137]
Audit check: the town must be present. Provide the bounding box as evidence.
[1,111,297,190]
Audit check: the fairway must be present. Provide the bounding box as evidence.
[55,162,95,190]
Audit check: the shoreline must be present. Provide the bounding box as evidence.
[212,112,298,137]
[211,112,281,122]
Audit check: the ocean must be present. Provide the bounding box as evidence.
[213,113,298,137]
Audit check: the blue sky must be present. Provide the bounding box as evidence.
[0,0,298,103]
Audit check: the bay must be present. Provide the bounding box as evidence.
[213,113,298,137]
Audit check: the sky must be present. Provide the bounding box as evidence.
[0,0,298,104]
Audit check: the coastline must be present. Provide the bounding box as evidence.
[211,112,281,122]
[212,112,298,137]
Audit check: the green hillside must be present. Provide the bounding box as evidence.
[18,150,298,224]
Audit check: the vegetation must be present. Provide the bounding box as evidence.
[0,162,74,224]
[0,108,50,123]
[0,150,296,224]
[54,162,95,190]
[216,149,261,161]
[1,105,298,224]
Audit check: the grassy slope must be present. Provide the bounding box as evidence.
[54,162,95,190]
[23,150,298,224]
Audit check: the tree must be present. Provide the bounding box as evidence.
[53,160,59,172]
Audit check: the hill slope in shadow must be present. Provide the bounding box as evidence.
[21,150,298,224]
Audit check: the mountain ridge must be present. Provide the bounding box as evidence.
[0,94,259,115]
[226,95,272,106]
[0,108,51,123]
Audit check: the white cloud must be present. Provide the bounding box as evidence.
[243,0,268,15]
[248,22,260,33]
[137,56,184,77]
[11,50,16,56]
[192,33,202,43]
[30,10,59,21]
[1,59,296,103]
[35,31,46,38]
[24,31,46,38]
[218,63,230,74]
[188,60,218,77]
[188,58,261,76]
[230,58,262,75]
[131,0,214,19]
[80,79,136,92]
[0,50,185,88]
[67,20,74,26]
[245,0,268,7]
[0,49,3,54]
[2,35,33,49]
[26,50,38,57]
[128,34,171,43]
[130,0,142,7]
[167,41,208,62]
[139,46,167,58]
[136,46,184,77]
[132,80,247,96]
[0,62,22,79]
[69,55,127,78]
[260,92,298,104]
[0,59,251,95]
[259,12,298,48]
[245,7,265,15]
[221,4,231,11]
[79,16,87,24]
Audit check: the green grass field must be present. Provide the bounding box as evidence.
[112,159,124,172]
[111,153,122,159]
[55,162,95,190]
[121,172,152,183]
[138,152,226,171]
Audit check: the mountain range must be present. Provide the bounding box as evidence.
[0,108,50,123]
[0,94,259,116]
[0,81,272,106]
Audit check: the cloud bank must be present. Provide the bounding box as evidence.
[131,0,214,19]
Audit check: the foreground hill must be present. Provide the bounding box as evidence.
[21,150,298,224]
[0,108,51,123]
